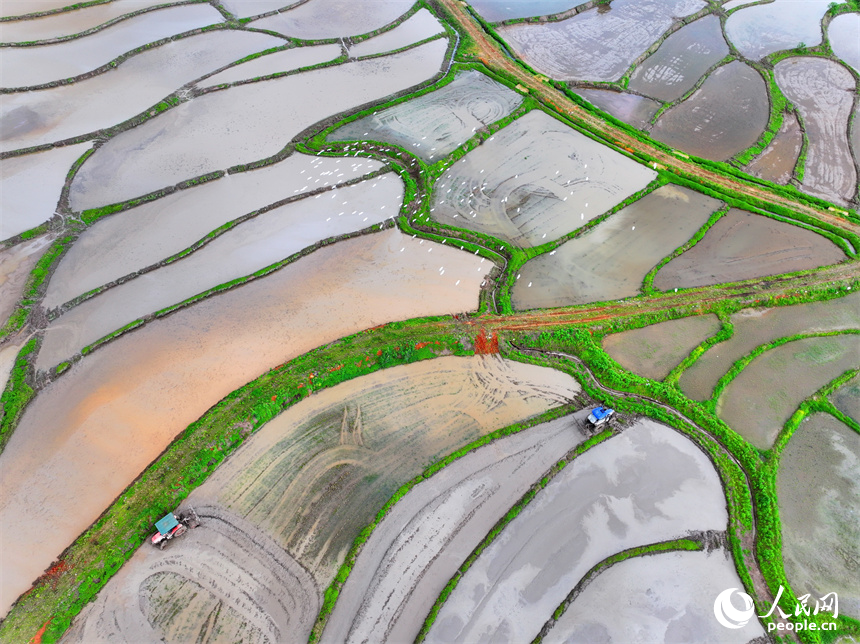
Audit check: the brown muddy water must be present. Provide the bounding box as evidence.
[831,374,859,423]
[0,228,487,617]
[830,13,860,75]
[628,15,729,103]
[512,184,719,308]
[498,0,706,82]
[0,30,284,154]
[347,8,444,58]
[778,413,860,618]
[426,418,728,643]
[775,57,857,206]
[651,61,769,161]
[602,314,721,381]
[251,0,415,40]
[717,334,860,448]
[68,38,448,209]
[200,43,341,87]
[653,209,847,291]
[679,292,860,401]
[0,4,223,89]
[331,69,523,162]
[0,338,25,395]
[0,142,91,240]
[0,236,51,326]
[572,88,661,130]
[725,0,832,60]
[38,174,404,369]
[545,548,765,643]
[430,110,656,247]
[744,112,803,184]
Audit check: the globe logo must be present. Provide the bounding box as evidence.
[714,588,755,629]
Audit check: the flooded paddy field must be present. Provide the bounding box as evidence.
[628,15,729,103]
[430,110,656,247]
[572,88,661,130]
[331,69,523,162]
[830,13,860,75]
[200,43,342,87]
[650,61,769,161]
[425,419,727,644]
[69,38,448,208]
[0,29,284,154]
[0,229,487,615]
[679,292,860,401]
[0,340,24,395]
[831,375,859,423]
[0,4,222,88]
[347,9,444,58]
[51,154,384,307]
[545,548,765,643]
[744,112,803,184]
[251,0,415,40]
[512,184,719,308]
[323,414,587,644]
[0,142,90,239]
[602,314,721,380]
[498,0,706,82]
[468,0,581,22]
[653,209,846,291]
[0,237,52,326]
[778,413,860,618]
[1,0,94,17]
[724,0,831,60]
[220,0,304,20]
[39,174,404,369]
[717,334,860,448]
[775,57,857,206]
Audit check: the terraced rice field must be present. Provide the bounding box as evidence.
[347,9,445,58]
[0,237,51,326]
[200,43,342,87]
[0,229,488,615]
[430,110,656,247]
[425,419,728,643]
[717,334,860,448]
[775,57,858,206]
[831,375,859,423]
[468,0,582,22]
[778,413,860,618]
[330,69,523,162]
[572,88,661,130]
[724,0,831,60]
[602,314,721,380]
[544,548,765,643]
[679,292,860,401]
[744,113,803,184]
[628,15,729,103]
[498,0,706,82]
[830,13,860,75]
[653,209,847,290]
[650,61,769,161]
[512,184,719,308]
[251,0,415,40]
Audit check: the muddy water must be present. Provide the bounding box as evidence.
[323,414,588,644]
[0,0,173,42]
[718,334,860,448]
[775,57,857,206]
[651,61,769,161]
[0,236,52,325]
[853,105,860,167]
[220,0,303,19]
[1,0,87,18]
[512,184,719,308]
[52,154,384,306]
[469,0,581,22]
[348,8,444,58]
[69,38,448,208]
[38,175,404,369]
[545,548,765,643]
[426,419,728,644]
[0,228,487,617]
[573,88,661,130]
[831,13,860,75]
[430,110,656,247]
[725,0,831,60]
[0,142,90,239]
[744,112,802,184]
[0,30,283,154]
[252,0,414,39]
[628,15,729,103]
[778,413,860,618]
[0,4,223,88]
[0,339,25,395]
[602,314,721,381]
[679,292,860,401]
[200,43,341,87]
[831,375,859,423]
[653,209,846,290]
[331,69,523,162]
[498,0,706,82]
